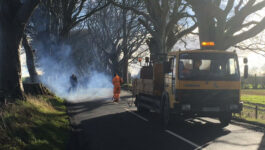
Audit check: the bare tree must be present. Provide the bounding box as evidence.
[234,31,265,57]
[28,0,110,55]
[44,0,111,41]
[0,0,40,100]
[110,0,197,61]
[187,0,265,50]
[87,3,147,82]
[22,0,111,83]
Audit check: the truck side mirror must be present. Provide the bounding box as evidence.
[244,65,248,79]
[163,61,171,73]
[243,57,248,64]
[145,57,150,63]
[164,58,174,73]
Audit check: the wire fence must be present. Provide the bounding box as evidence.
[235,102,265,121]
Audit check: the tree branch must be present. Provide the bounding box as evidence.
[109,0,153,22]
[225,17,265,49]
[73,1,111,27]
[167,23,197,51]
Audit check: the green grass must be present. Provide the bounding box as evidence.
[243,118,265,125]
[234,114,265,125]
[237,89,265,125]
[241,95,265,105]
[234,106,265,125]
[241,89,265,105]
[0,95,70,150]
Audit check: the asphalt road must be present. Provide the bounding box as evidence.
[67,91,265,150]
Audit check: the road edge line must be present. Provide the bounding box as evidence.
[165,130,201,149]
[124,108,149,122]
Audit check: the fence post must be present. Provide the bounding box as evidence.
[255,105,258,119]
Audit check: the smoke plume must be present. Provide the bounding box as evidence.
[34,42,113,102]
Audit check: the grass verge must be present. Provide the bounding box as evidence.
[0,95,70,150]
[241,95,265,105]
[233,114,265,126]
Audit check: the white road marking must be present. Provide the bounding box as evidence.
[165,130,202,149]
[117,99,205,149]
[124,108,149,122]
[194,142,211,150]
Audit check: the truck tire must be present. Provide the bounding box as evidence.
[136,95,148,113]
[161,96,170,128]
[219,112,232,127]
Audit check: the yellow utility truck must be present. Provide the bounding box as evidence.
[133,44,248,127]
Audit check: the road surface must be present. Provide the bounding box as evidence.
[67,91,265,150]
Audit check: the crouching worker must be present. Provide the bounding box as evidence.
[69,74,78,93]
[112,73,123,102]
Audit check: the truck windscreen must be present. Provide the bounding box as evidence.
[179,53,240,81]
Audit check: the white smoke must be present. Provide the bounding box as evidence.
[66,71,113,101]
[35,42,113,102]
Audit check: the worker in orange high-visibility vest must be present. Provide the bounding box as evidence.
[112,73,123,102]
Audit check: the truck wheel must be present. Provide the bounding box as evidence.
[219,112,232,127]
[161,97,170,128]
[136,95,148,113]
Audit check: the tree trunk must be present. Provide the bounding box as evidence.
[23,83,53,96]
[0,22,25,100]
[148,37,167,62]
[60,15,72,43]
[59,27,71,43]
[110,55,122,77]
[190,1,216,50]
[122,58,129,84]
[0,0,40,100]
[22,34,39,83]
[122,0,128,84]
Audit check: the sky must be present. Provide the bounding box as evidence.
[21,54,28,77]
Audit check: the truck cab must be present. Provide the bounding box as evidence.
[133,49,247,127]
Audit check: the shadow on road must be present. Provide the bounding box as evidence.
[68,111,195,150]
[67,109,234,150]
[140,112,231,147]
[67,98,112,117]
